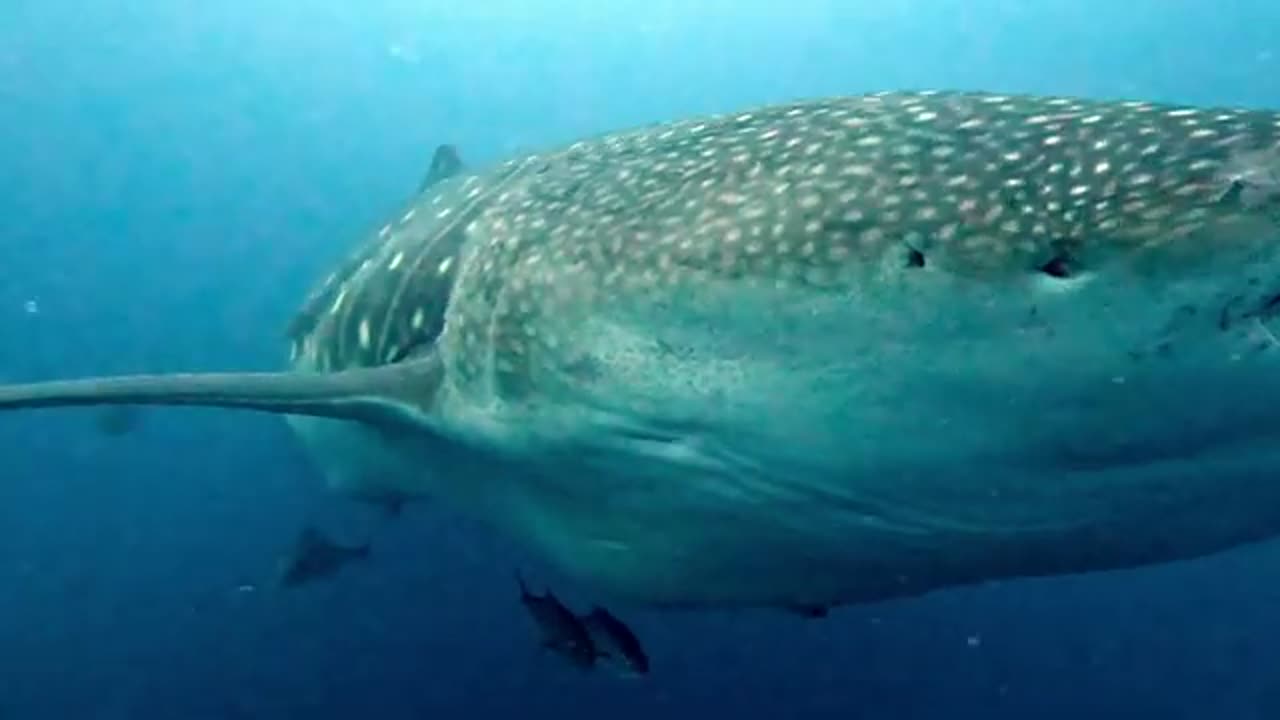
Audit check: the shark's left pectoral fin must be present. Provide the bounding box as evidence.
[0,356,445,436]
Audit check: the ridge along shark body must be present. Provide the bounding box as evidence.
[3,92,1280,611]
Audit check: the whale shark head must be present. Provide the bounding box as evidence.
[1,92,1280,611]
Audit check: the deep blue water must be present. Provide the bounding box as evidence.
[2,1,1279,717]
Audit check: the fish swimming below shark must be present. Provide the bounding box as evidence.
[2,91,1280,615]
[515,573,651,675]
[580,605,649,677]
[517,572,599,669]
[94,405,143,437]
[277,525,372,588]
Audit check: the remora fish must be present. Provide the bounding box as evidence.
[278,526,371,587]
[581,606,649,676]
[362,491,409,518]
[517,573,598,668]
[94,405,142,436]
[1,91,1280,614]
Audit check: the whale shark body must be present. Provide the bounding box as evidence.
[3,91,1280,611]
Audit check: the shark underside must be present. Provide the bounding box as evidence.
[3,92,1280,611]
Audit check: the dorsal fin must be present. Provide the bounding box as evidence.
[0,357,443,432]
[419,144,464,193]
[286,143,467,346]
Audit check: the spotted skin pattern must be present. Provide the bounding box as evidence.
[288,91,1280,401]
[286,157,533,370]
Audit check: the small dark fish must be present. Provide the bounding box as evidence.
[374,496,406,517]
[516,572,597,669]
[581,606,650,676]
[278,526,371,588]
[94,405,142,436]
[358,491,409,519]
[784,604,829,619]
[418,144,464,192]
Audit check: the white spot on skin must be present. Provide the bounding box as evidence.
[438,257,454,275]
[401,209,417,223]
[329,287,348,315]
[358,318,371,349]
[411,308,425,330]
[388,251,405,270]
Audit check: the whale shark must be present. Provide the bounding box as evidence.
[2,91,1280,612]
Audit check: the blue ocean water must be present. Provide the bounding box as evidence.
[1,1,1279,717]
